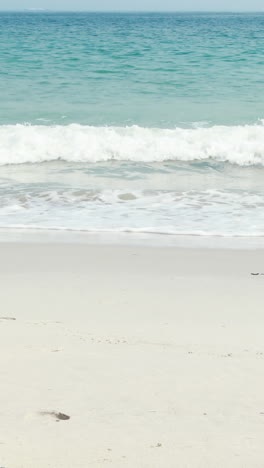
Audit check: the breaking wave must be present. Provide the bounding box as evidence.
[1,123,264,166]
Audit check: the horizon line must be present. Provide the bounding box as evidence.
[0,9,264,13]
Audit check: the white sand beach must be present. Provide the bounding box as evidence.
[1,242,264,468]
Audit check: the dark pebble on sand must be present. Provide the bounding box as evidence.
[56,412,70,420]
[40,411,70,421]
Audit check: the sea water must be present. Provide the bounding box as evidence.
[1,12,264,239]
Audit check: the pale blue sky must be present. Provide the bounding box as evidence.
[0,0,263,11]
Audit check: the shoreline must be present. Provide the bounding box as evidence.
[1,242,264,467]
[1,227,264,249]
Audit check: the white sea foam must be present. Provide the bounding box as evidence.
[1,123,264,166]
[1,188,264,237]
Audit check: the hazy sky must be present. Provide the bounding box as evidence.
[0,0,263,11]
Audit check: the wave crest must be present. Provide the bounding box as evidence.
[1,123,264,166]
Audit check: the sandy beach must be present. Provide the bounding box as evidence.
[1,242,264,468]
[1,7,264,468]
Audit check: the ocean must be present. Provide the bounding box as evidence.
[1,11,264,240]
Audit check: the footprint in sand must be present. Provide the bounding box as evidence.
[40,411,70,421]
[0,317,16,321]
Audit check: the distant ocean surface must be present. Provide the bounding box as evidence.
[1,12,264,238]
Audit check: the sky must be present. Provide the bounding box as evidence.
[0,0,263,11]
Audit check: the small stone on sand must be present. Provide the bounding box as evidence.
[40,411,70,421]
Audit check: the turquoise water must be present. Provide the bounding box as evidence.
[1,12,264,126]
[0,12,264,238]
